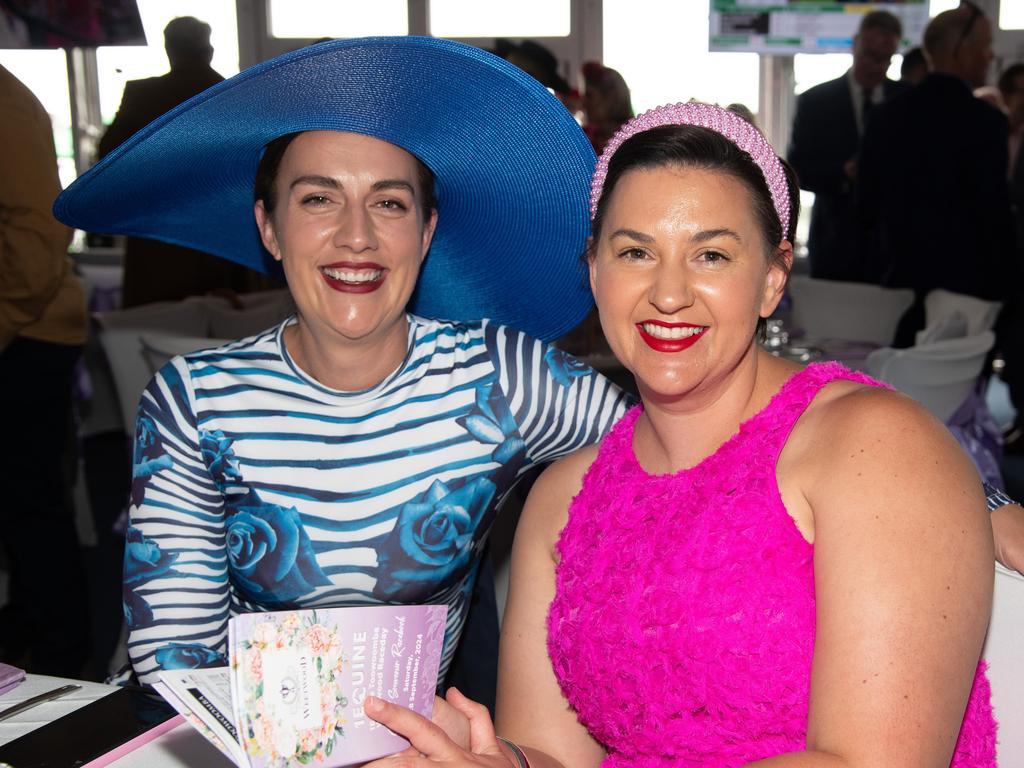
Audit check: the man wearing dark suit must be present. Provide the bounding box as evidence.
[98,16,259,307]
[787,11,906,283]
[857,3,1014,337]
[1001,63,1024,260]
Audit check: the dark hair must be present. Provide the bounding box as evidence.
[582,61,634,124]
[999,62,1024,97]
[254,132,438,219]
[901,47,927,79]
[589,124,799,338]
[164,16,213,64]
[859,10,903,39]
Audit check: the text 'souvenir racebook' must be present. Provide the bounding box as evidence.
[154,604,447,767]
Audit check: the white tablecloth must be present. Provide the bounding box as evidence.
[0,674,234,767]
[0,673,115,746]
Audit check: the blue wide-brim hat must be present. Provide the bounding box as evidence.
[54,36,596,342]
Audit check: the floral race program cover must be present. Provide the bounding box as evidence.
[157,604,447,767]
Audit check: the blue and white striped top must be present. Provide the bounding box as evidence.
[124,315,630,684]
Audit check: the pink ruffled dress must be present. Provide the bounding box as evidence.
[548,362,996,767]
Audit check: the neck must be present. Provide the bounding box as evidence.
[633,346,788,474]
[284,315,410,391]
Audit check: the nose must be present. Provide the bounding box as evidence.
[648,261,694,315]
[332,206,378,252]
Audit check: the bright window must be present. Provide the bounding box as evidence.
[1000,0,1024,29]
[603,1,759,116]
[930,0,960,17]
[0,49,75,188]
[430,0,570,38]
[268,0,408,38]
[96,0,238,125]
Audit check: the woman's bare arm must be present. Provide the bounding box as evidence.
[496,448,606,768]
[757,386,994,767]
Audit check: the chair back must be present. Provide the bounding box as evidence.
[787,275,914,346]
[983,563,1024,763]
[93,299,213,432]
[864,331,995,423]
[924,289,1001,336]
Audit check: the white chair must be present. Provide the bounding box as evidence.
[864,331,995,423]
[924,289,1002,337]
[94,299,214,432]
[139,331,232,376]
[983,563,1024,764]
[787,275,914,346]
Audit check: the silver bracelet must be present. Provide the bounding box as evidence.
[497,736,531,768]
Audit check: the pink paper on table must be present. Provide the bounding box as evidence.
[0,663,26,695]
[79,714,184,768]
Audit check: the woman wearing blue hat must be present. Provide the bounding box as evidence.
[55,37,631,686]
[57,36,1024,701]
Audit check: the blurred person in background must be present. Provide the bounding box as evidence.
[787,11,906,283]
[581,61,633,154]
[900,46,929,86]
[0,63,90,677]
[858,2,1013,344]
[98,16,262,307]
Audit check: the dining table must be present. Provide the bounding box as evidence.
[0,674,233,767]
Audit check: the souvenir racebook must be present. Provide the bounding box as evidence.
[154,604,447,767]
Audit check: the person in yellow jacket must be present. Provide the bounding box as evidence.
[0,63,90,676]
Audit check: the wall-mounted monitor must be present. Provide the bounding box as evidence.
[709,1,928,54]
[0,0,145,48]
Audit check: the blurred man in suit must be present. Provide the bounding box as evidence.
[99,16,223,157]
[99,16,260,307]
[787,11,906,282]
[857,1,1013,347]
[1001,62,1024,250]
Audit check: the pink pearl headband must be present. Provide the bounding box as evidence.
[589,102,791,237]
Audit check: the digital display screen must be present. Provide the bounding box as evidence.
[709,1,929,54]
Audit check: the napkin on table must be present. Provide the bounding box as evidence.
[0,663,26,695]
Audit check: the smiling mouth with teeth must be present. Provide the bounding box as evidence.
[640,322,706,340]
[321,267,384,283]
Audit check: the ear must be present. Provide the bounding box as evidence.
[420,208,438,262]
[760,240,793,318]
[254,200,282,262]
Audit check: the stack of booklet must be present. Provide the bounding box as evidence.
[154,604,447,767]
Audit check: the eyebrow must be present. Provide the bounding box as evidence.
[609,227,743,244]
[609,228,654,243]
[289,175,416,195]
[692,228,743,244]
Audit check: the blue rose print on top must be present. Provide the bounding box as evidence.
[122,526,179,628]
[123,589,153,628]
[374,476,496,600]
[124,526,179,584]
[457,382,526,465]
[543,346,592,388]
[130,412,173,507]
[199,429,243,492]
[155,642,226,670]
[226,491,331,605]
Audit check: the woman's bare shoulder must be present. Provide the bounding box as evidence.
[519,445,602,546]
[792,377,986,523]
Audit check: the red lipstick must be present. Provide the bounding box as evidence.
[319,261,386,294]
[636,321,706,352]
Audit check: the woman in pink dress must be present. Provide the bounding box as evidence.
[362,103,998,767]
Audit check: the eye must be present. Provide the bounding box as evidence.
[617,247,650,261]
[301,194,331,207]
[699,249,729,264]
[376,198,409,212]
